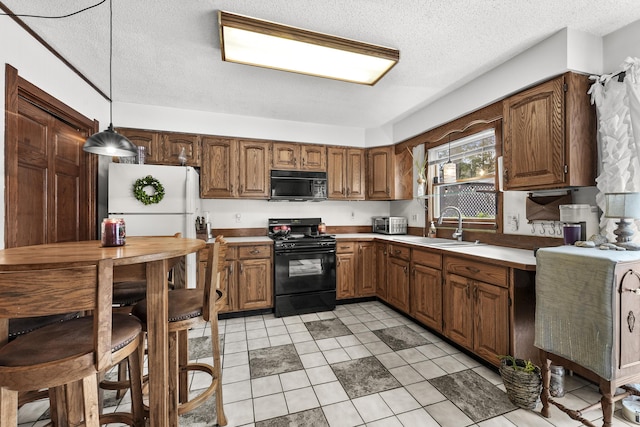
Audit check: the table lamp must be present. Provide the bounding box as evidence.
[604,192,640,248]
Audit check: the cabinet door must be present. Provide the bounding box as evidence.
[301,145,326,171]
[272,142,300,170]
[337,252,356,299]
[238,140,270,198]
[117,128,161,164]
[219,258,235,313]
[237,258,273,310]
[162,132,200,166]
[474,281,509,363]
[503,76,564,189]
[201,136,237,198]
[387,256,410,313]
[411,263,443,333]
[346,148,366,200]
[444,273,473,350]
[367,146,392,200]
[327,147,347,199]
[375,242,388,300]
[357,242,376,297]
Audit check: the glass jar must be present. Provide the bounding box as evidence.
[101,218,126,247]
[550,364,565,397]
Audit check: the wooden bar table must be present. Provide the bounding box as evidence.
[0,236,205,427]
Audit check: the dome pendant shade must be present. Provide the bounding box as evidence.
[83,124,138,157]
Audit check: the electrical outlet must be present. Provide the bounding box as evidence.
[411,214,418,221]
[235,213,241,223]
[351,211,355,221]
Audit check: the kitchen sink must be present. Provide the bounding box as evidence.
[391,236,484,248]
[426,240,484,247]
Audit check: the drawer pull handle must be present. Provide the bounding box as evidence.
[394,250,401,255]
[467,266,480,274]
[629,311,636,333]
[250,249,260,255]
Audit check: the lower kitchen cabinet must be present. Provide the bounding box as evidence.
[199,243,273,313]
[410,249,443,333]
[387,244,410,313]
[356,241,376,297]
[443,256,509,366]
[336,242,356,299]
[375,242,388,300]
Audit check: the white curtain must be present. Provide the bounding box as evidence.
[589,57,640,243]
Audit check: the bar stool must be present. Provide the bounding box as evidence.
[0,260,145,426]
[132,236,227,424]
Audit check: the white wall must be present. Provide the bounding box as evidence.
[201,199,389,229]
[115,102,365,147]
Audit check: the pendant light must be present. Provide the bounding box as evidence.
[442,134,457,183]
[83,0,137,157]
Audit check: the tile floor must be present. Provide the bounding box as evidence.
[16,301,640,426]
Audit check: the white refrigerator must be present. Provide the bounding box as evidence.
[108,163,202,288]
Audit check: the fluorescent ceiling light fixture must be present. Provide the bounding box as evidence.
[218,11,399,85]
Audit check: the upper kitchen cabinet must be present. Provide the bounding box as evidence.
[502,72,596,190]
[200,137,269,198]
[200,136,237,198]
[116,128,201,166]
[161,132,200,166]
[327,147,365,200]
[366,145,412,200]
[272,142,326,171]
[238,139,270,198]
[116,128,161,164]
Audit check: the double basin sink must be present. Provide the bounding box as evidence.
[389,235,485,248]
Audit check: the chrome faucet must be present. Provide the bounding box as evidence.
[437,206,463,241]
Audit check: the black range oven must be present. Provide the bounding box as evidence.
[269,218,336,318]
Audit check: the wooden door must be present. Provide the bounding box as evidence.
[238,140,270,198]
[5,66,97,248]
[301,145,326,171]
[237,258,272,310]
[162,132,200,166]
[116,128,161,164]
[272,142,299,169]
[336,252,356,299]
[327,147,347,199]
[346,148,366,200]
[387,256,410,313]
[411,263,443,332]
[503,76,564,189]
[200,136,237,198]
[356,242,376,297]
[375,242,388,300]
[367,146,392,200]
[474,281,509,363]
[444,273,474,350]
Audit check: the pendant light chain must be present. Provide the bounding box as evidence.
[108,0,113,126]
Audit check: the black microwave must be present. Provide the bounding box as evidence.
[270,170,327,201]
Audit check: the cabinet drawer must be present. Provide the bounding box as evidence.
[238,244,271,259]
[412,249,442,270]
[337,242,356,253]
[389,244,410,261]
[445,256,508,288]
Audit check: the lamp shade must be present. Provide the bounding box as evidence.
[83,124,138,157]
[604,192,640,219]
[443,161,457,183]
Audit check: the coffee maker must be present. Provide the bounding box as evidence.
[559,204,599,241]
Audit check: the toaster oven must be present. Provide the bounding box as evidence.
[372,216,407,235]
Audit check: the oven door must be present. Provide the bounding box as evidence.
[274,247,336,295]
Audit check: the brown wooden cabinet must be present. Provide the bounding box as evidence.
[375,242,388,300]
[336,241,356,299]
[200,137,270,199]
[238,140,270,198]
[116,128,200,166]
[272,142,326,171]
[356,241,376,297]
[162,132,200,166]
[387,244,410,313]
[443,256,509,366]
[117,128,162,164]
[366,146,412,200]
[327,147,365,200]
[410,249,443,333]
[200,243,273,313]
[502,72,596,190]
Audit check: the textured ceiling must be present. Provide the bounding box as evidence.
[4,0,640,129]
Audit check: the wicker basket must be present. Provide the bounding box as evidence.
[499,358,542,410]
